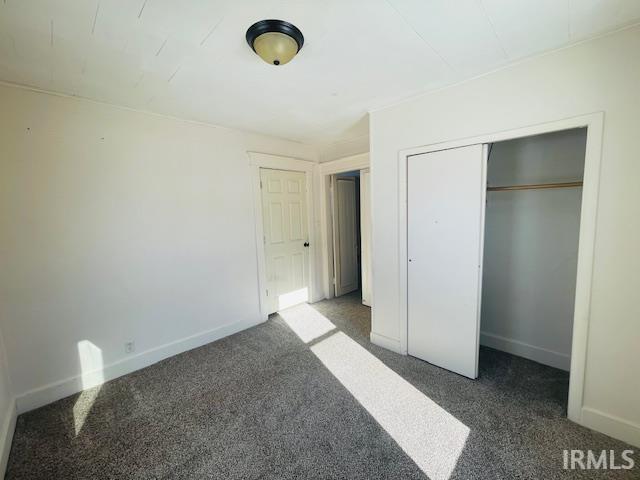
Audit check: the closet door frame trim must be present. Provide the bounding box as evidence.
[396,112,604,425]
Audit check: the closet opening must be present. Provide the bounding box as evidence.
[479,127,587,411]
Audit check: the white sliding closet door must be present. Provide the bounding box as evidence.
[407,144,487,379]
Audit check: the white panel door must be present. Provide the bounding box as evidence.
[333,177,359,297]
[407,144,487,379]
[261,169,309,314]
[360,169,372,307]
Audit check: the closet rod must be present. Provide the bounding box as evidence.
[487,181,583,192]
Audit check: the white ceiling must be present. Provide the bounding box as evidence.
[1,0,639,148]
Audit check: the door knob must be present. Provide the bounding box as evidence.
[304,242,310,247]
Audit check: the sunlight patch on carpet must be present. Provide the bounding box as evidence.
[311,331,469,480]
[279,302,337,343]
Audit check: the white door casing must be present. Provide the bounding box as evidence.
[318,153,370,301]
[395,114,604,426]
[360,169,372,307]
[407,144,487,379]
[260,168,310,314]
[333,177,359,297]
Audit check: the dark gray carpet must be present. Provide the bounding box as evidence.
[7,292,638,479]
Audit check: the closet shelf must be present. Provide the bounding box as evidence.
[487,181,583,192]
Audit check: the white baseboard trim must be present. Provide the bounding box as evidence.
[480,331,570,371]
[370,332,403,354]
[581,407,640,448]
[309,293,326,304]
[16,317,265,414]
[0,399,16,480]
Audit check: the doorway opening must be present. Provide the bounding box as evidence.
[332,171,361,298]
[326,169,372,309]
[480,127,587,412]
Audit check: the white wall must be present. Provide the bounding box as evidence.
[481,129,586,371]
[318,135,370,163]
[370,26,640,446]
[0,84,318,411]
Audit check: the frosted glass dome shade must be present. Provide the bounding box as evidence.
[246,20,304,66]
[253,32,299,65]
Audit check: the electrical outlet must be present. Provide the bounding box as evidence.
[124,341,135,354]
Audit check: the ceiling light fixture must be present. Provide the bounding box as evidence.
[246,19,304,66]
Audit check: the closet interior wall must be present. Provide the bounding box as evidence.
[480,128,587,371]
